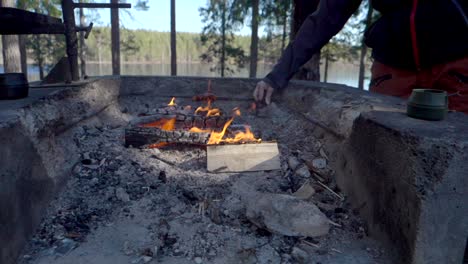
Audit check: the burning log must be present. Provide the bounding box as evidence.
[130,113,231,130]
[125,126,211,148]
[125,97,262,149]
[126,111,234,148]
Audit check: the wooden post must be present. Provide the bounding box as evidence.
[1,0,22,73]
[61,0,80,81]
[170,0,177,76]
[79,0,87,78]
[358,2,373,90]
[111,0,120,75]
[249,0,259,78]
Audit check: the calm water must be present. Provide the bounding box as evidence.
[1,62,370,89]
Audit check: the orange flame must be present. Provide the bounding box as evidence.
[168,97,176,106]
[195,100,222,117]
[224,126,261,144]
[189,108,260,145]
[207,117,234,145]
[189,127,211,133]
[142,117,176,131]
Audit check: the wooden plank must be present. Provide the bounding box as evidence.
[207,142,281,173]
[0,7,62,24]
[0,7,65,35]
[73,3,131,9]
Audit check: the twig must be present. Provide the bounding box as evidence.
[282,104,345,140]
[317,181,345,201]
[331,248,343,254]
[328,220,342,228]
[300,239,319,248]
[311,172,325,182]
[150,155,176,166]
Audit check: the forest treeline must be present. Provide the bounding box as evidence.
[84,27,283,65]
[1,0,376,87]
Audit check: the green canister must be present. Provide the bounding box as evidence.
[407,89,448,121]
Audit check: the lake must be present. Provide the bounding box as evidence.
[1,61,370,89]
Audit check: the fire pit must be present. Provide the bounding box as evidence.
[1,77,466,264]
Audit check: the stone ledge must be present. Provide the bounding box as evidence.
[0,78,120,264]
[338,111,467,264]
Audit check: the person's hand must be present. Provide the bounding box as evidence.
[253,80,274,105]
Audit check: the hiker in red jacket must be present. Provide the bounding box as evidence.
[254,0,468,113]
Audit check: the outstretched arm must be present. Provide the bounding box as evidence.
[264,0,362,90]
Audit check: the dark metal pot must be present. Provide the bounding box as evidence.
[0,73,29,100]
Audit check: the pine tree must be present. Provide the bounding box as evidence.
[199,0,246,77]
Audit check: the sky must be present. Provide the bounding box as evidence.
[92,0,252,35]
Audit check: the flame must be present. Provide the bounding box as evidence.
[224,126,261,144]
[195,100,222,117]
[189,108,260,145]
[207,117,234,145]
[142,117,176,131]
[189,127,211,133]
[232,107,241,117]
[168,97,176,106]
[141,102,260,147]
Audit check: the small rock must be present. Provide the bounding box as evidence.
[293,180,315,200]
[83,152,91,160]
[312,158,327,169]
[115,187,130,202]
[173,249,183,256]
[142,256,153,263]
[287,156,301,170]
[54,238,77,255]
[291,247,309,264]
[294,165,311,178]
[246,193,330,237]
[194,257,203,264]
[90,177,99,185]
